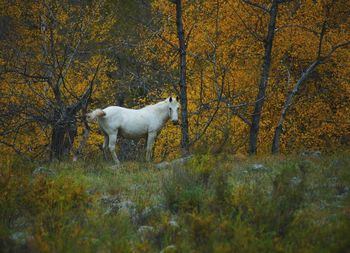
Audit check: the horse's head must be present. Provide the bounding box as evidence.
[167,96,180,125]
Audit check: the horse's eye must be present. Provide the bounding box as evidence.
[169,108,172,111]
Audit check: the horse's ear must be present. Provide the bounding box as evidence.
[169,97,173,102]
[176,96,179,101]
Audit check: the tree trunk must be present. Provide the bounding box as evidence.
[248,0,278,155]
[50,109,77,160]
[50,62,98,161]
[271,60,320,154]
[175,0,190,155]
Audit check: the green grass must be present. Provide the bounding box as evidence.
[1,153,349,252]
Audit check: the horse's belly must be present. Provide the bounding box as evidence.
[119,127,147,139]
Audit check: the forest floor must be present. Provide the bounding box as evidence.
[1,152,349,253]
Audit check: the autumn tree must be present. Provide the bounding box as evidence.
[243,0,291,155]
[271,0,350,153]
[149,0,349,159]
[169,0,190,155]
[0,0,116,160]
[1,0,349,162]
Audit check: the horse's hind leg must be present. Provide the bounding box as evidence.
[108,133,120,164]
[102,134,109,160]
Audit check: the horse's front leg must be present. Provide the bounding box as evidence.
[108,132,120,164]
[146,132,157,162]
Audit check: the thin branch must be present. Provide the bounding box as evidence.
[232,5,265,43]
[189,70,225,146]
[317,20,327,58]
[157,32,179,51]
[322,40,350,60]
[185,23,196,48]
[70,59,102,114]
[275,24,319,35]
[0,140,33,162]
[277,0,293,3]
[72,59,102,161]
[241,0,269,13]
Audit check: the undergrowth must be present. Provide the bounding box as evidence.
[0,153,349,252]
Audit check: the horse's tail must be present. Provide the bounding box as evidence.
[87,109,106,121]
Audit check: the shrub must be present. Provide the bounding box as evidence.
[162,166,206,213]
[1,153,349,252]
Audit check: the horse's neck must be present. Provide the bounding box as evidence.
[149,101,169,124]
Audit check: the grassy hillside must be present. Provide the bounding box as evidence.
[1,153,349,252]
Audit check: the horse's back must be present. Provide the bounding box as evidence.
[100,106,150,137]
[103,106,141,114]
[103,106,122,114]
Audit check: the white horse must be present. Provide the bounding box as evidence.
[87,97,180,163]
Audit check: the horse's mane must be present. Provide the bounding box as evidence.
[143,100,167,109]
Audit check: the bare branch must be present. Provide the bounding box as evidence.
[232,6,265,43]
[0,140,33,162]
[241,0,269,13]
[185,23,196,49]
[189,71,225,146]
[317,20,327,58]
[322,40,350,60]
[277,0,293,3]
[157,33,179,51]
[275,24,319,35]
[70,59,102,114]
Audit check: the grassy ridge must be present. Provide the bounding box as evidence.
[1,153,349,252]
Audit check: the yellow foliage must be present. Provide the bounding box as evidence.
[1,0,349,161]
[149,0,350,158]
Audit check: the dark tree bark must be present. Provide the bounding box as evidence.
[50,108,77,160]
[248,0,278,155]
[50,62,99,161]
[174,0,190,155]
